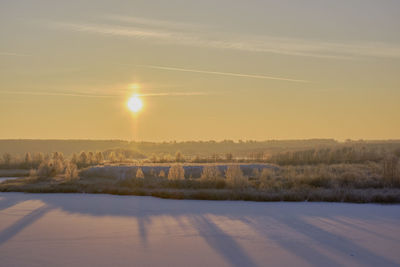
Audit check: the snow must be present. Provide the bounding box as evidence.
[0,193,399,267]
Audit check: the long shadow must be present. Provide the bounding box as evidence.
[246,218,341,266]
[190,215,257,267]
[332,216,400,243]
[137,216,151,246]
[0,204,53,247]
[0,193,399,266]
[0,195,25,211]
[279,217,399,267]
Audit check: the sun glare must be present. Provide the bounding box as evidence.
[127,95,143,113]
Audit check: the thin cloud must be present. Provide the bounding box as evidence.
[105,15,202,31]
[140,65,311,83]
[51,17,400,60]
[0,90,212,98]
[56,22,170,39]
[0,52,30,57]
[0,90,117,98]
[138,92,213,97]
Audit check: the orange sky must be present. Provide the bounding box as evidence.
[1,0,399,141]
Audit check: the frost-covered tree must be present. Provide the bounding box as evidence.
[258,168,276,189]
[159,170,166,178]
[95,152,104,164]
[52,152,64,161]
[24,152,32,168]
[200,166,221,181]
[109,152,116,163]
[168,164,185,180]
[53,152,60,160]
[71,153,78,164]
[64,162,79,180]
[37,159,65,178]
[88,152,94,164]
[175,151,184,162]
[34,152,45,165]
[225,165,248,188]
[150,154,157,163]
[2,153,12,166]
[383,155,399,185]
[79,152,88,166]
[136,168,145,179]
[118,153,125,162]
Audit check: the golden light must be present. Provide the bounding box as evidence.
[130,83,140,90]
[127,95,143,113]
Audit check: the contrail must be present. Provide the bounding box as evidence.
[140,65,311,83]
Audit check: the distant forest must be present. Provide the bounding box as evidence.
[1,139,400,158]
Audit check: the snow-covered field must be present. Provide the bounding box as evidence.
[0,193,399,267]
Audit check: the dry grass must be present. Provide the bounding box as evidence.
[1,162,400,203]
[1,177,399,203]
[0,169,30,177]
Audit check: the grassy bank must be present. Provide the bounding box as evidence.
[1,172,399,203]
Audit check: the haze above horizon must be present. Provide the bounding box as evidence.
[1,0,399,141]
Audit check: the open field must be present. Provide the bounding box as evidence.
[0,193,399,267]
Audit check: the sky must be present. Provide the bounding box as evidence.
[1,0,399,141]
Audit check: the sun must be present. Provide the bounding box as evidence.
[127,95,143,113]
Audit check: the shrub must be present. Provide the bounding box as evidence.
[168,164,185,180]
[225,165,248,188]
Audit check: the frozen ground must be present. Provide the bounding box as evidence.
[0,193,399,267]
